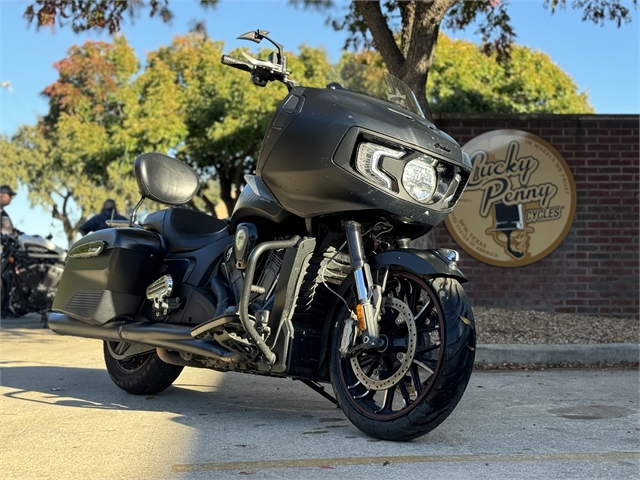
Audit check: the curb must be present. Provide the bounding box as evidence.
[475,343,640,366]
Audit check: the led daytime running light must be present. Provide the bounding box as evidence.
[355,142,404,190]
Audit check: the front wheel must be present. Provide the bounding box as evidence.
[103,341,184,395]
[330,272,476,441]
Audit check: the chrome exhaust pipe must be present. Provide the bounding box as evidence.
[48,313,237,362]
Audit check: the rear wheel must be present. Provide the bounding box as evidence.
[330,271,476,441]
[103,341,184,395]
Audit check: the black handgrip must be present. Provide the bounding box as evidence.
[221,54,254,73]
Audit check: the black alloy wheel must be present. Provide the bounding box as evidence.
[330,271,476,441]
[103,341,184,395]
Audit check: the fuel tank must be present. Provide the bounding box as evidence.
[19,233,66,260]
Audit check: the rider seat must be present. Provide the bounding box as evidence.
[143,208,228,253]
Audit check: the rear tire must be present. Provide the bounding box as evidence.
[330,272,476,441]
[103,341,184,395]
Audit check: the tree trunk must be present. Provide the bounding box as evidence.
[217,172,235,217]
[357,1,456,249]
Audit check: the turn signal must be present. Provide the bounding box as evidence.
[355,304,366,331]
[8,256,14,263]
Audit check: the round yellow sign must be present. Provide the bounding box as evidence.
[445,130,576,267]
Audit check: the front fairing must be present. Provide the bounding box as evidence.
[256,86,470,227]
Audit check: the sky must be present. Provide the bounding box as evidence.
[1,0,638,247]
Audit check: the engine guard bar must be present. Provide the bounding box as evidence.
[238,235,301,365]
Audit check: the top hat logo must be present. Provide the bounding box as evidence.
[444,130,576,267]
[488,203,533,233]
[487,203,533,260]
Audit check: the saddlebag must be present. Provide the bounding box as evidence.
[52,228,163,325]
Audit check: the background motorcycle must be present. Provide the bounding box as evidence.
[48,30,476,441]
[1,233,66,324]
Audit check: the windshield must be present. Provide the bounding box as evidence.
[377,73,424,118]
[327,65,424,118]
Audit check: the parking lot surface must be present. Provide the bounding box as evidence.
[1,315,638,479]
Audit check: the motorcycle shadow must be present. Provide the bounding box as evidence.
[0,313,48,336]
[0,364,341,430]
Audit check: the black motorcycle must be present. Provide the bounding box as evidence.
[48,30,476,441]
[1,232,66,324]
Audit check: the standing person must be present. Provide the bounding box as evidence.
[78,199,127,236]
[1,185,17,317]
[0,185,17,235]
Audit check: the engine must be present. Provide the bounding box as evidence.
[11,262,65,314]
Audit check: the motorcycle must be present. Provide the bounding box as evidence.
[48,30,476,441]
[1,232,66,324]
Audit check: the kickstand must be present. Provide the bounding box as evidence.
[41,312,48,328]
[298,379,339,407]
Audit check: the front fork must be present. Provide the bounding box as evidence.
[343,220,383,350]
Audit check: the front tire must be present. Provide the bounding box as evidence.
[103,341,184,395]
[330,272,476,441]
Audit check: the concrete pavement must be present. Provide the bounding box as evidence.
[1,314,639,479]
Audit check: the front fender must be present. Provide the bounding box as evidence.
[317,247,467,374]
[371,248,467,283]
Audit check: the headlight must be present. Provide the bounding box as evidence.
[356,142,404,190]
[402,157,437,203]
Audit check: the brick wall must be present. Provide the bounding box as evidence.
[432,113,639,318]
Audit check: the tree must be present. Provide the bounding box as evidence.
[3,125,105,243]
[0,138,18,189]
[3,36,191,243]
[19,0,632,247]
[124,33,331,214]
[24,0,218,34]
[300,0,634,118]
[340,33,594,114]
[24,0,635,117]
[433,34,594,113]
[7,32,332,241]
[3,38,142,244]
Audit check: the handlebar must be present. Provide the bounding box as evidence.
[221,54,254,73]
[221,45,294,90]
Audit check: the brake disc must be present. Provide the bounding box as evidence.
[349,297,417,391]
